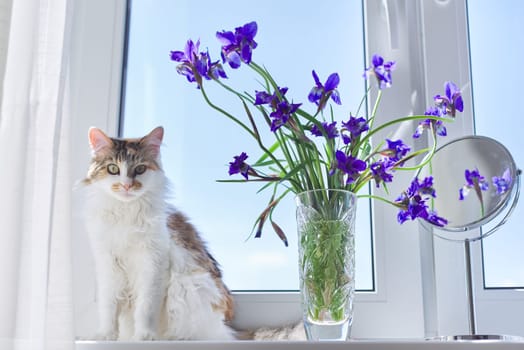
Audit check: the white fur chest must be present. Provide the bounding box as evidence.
[85,190,170,257]
[86,189,171,331]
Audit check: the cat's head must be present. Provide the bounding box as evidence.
[84,126,165,202]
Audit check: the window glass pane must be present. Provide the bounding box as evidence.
[122,0,373,291]
[467,0,524,288]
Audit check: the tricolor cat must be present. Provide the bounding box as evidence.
[82,126,303,341]
[82,126,235,340]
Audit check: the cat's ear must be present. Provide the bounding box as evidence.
[88,127,113,156]
[141,126,164,157]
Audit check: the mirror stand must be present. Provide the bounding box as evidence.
[453,172,520,340]
[417,136,522,341]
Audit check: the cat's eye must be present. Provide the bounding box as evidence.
[107,163,120,175]
[134,164,147,175]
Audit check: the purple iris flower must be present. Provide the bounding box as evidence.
[413,107,447,138]
[334,150,366,184]
[270,101,301,132]
[254,88,301,132]
[459,168,489,200]
[269,101,301,131]
[207,57,228,80]
[370,158,395,187]
[424,106,442,117]
[171,39,226,86]
[418,176,437,197]
[308,70,342,110]
[341,116,369,144]
[426,211,449,227]
[254,87,288,105]
[170,39,202,80]
[216,21,258,69]
[492,168,512,195]
[228,152,251,180]
[396,193,428,224]
[434,81,464,117]
[382,139,410,162]
[310,121,339,139]
[254,91,275,105]
[365,54,396,89]
[395,176,447,227]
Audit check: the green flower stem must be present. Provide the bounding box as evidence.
[206,78,289,177]
[295,108,330,137]
[352,173,373,194]
[199,85,255,138]
[301,219,351,322]
[355,86,372,117]
[367,89,383,129]
[247,61,333,194]
[357,194,401,208]
[296,144,318,191]
[479,192,485,217]
[214,78,255,103]
[357,115,450,152]
[249,62,280,93]
[298,190,355,322]
[241,101,289,175]
[286,115,327,192]
[249,186,292,241]
[274,130,305,192]
[352,126,440,193]
[239,60,328,192]
[397,125,439,171]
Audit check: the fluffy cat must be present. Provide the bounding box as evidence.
[82,126,236,340]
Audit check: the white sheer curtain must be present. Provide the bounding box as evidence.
[0,1,75,350]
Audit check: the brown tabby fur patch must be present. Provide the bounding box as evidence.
[167,211,234,321]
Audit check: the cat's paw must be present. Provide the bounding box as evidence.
[131,330,156,341]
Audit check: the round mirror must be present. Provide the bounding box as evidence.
[418,135,520,241]
[417,135,521,340]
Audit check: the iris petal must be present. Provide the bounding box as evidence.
[241,44,252,63]
[372,54,383,67]
[170,51,186,62]
[330,90,341,105]
[216,31,235,45]
[454,95,464,112]
[227,52,241,68]
[308,87,322,103]
[241,21,258,40]
[324,73,340,91]
[445,81,459,100]
[311,70,321,87]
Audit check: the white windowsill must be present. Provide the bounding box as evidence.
[76,338,524,350]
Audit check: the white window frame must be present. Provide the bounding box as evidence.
[407,0,524,338]
[69,0,524,345]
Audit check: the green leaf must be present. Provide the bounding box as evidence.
[254,140,281,165]
[253,159,279,167]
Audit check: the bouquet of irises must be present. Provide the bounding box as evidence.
[170,21,463,245]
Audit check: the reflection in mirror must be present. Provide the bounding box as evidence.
[418,135,520,241]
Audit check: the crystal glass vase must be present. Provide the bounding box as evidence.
[295,189,357,341]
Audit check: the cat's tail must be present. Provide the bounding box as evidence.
[236,322,305,341]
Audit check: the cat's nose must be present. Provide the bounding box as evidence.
[121,183,132,191]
